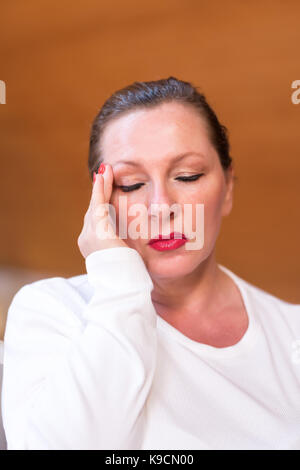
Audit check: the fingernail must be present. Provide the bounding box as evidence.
[93,171,96,184]
[98,163,106,175]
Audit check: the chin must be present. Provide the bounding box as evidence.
[146,253,202,280]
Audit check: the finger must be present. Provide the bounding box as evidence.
[89,173,105,212]
[101,163,114,202]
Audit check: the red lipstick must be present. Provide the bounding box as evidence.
[148,231,187,251]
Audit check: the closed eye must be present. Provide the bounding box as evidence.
[117,173,204,192]
[116,183,145,192]
[176,173,204,182]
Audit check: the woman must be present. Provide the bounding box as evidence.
[2,77,300,450]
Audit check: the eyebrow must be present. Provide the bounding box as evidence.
[113,152,205,168]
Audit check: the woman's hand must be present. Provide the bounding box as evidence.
[77,163,128,259]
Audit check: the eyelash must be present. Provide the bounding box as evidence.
[117,173,204,193]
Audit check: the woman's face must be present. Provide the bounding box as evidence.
[100,101,234,280]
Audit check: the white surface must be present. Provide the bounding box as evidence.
[2,247,300,450]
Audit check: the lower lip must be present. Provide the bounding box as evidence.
[149,239,187,251]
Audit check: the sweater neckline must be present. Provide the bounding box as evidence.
[156,263,260,359]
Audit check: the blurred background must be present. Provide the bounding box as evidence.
[0,0,299,340]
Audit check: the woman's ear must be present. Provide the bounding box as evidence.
[221,165,235,217]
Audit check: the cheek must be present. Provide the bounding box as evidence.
[202,181,226,234]
[110,196,144,240]
[205,184,225,213]
[184,180,225,232]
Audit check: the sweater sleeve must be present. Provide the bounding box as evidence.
[2,247,158,450]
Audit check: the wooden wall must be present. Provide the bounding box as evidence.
[0,0,299,338]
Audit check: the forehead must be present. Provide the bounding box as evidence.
[100,102,215,166]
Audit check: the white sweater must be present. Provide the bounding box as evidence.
[2,247,300,450]
[0,342,7,450]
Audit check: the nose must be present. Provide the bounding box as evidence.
[147,181,177,226]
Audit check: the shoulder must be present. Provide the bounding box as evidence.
[220,264,300,342]
[5,273,93,343]
[219,263,300,316]
[2,273,97,383]
[241,276,299,314]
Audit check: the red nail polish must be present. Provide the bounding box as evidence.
[93,171,96,183]
[98,163,105,175]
